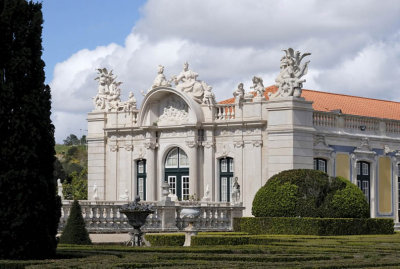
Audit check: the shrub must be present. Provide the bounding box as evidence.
[321,177,369,218]
[145,233,185,246]
[59,200,91,245]
[252,169,369,218]
[234,217,394,235]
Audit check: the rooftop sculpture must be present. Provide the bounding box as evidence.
[269,48,311,99]
[171,62,211,104]
[93,68,137,112]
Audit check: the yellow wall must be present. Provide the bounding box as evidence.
[378,157,392,214]
[336,153,350,180]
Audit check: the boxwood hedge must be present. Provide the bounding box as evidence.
[145,233,185,246]
[233,217,394,235]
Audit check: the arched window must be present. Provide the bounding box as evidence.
[164,147,189,200]
[313,158,327,173]
[137,160,146,200]
[357,161,370,204]
[219,157,234,202]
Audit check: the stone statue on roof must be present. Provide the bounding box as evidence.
[250,76,265,98]
[233,83,245,103]
[93,68,138,112]
[172,62,210,104]
[151,65,171,89]
[269,48,311,99]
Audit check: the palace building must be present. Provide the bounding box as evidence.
[87,49,400,221]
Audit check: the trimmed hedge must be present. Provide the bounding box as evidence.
[252,170,369,218]
[233,217,394,236]
[145,233,185,246]
[191,236,250,246]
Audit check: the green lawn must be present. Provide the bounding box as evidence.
[3,234,400,268]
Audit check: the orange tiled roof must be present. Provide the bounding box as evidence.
[220,85,400,121]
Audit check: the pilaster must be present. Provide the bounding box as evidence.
[266,97,315,179]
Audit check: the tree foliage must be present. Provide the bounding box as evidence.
[63,168,88,200]
[0,0,60,259]
[59,200,91,245]
[63,134,83,146]
[252,170,369,218]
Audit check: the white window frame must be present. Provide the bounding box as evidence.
[182,176,190,200]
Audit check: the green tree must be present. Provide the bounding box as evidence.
[0,0,61,259]
[63,134,80,146]
[63,168,88,200]
[59,200,91,245]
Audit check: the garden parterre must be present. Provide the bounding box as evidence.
[2,233,400,268]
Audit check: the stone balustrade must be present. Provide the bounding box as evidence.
[313,111,400,135]
[215,104,235,120]
[59,200,244,233]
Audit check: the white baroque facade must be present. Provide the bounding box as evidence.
[88,50,400,221]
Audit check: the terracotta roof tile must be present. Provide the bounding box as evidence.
[220,86,400,121]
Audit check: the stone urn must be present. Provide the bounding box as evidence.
[120,196,154,246]
[180,207,201,247]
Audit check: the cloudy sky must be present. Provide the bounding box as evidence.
[42,0,400,143]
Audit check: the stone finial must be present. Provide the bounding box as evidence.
[269,48,311,99]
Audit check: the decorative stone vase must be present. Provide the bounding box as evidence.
[180,207,201,247]
[120,196,154,246]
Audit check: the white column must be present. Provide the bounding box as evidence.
[203,141,215,201]
[145,141,157,201]
[187,141,198,198]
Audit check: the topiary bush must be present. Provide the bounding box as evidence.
[59,200,91,245]
[252,169,369,218]
[321,177,369,218]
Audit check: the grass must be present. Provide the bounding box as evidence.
[2,233,400,268]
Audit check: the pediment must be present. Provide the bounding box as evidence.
[137,87,203,127]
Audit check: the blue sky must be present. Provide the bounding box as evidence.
[42,0,146,84]
[40,0,400,143]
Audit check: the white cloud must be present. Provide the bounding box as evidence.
[50,0,400,143]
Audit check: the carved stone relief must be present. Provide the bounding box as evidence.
[158,95,189,126]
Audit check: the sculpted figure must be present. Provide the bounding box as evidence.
[93,184,98,200]
[250,76,265,98]
[269,48,311,99]
[151,65,171,89]
[173,62,208,103]
[202,184,210,201]
[233,82,245,102]
[231,177,240,204]
[123,91,137,112]
[202,85,216,107]
[93,68,123,111]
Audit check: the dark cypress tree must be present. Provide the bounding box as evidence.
[0,0,61,259]
[59,200,91,245]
